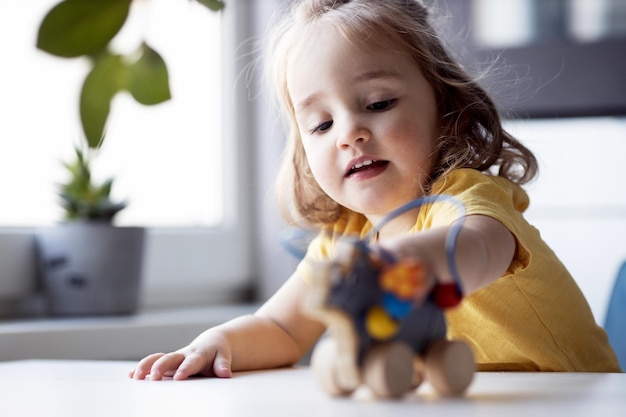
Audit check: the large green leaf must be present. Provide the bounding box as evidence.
[37,0,132,58]
[126,44,171,105]
[79,52,126,148]
[195,0,225,12]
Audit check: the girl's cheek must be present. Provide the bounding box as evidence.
[309,158,334,185]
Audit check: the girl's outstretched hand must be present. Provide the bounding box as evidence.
[129,276,328,381]
[128,332,233,380]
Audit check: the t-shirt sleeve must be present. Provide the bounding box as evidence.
[427,169,532,275]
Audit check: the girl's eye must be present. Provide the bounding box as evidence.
[367,99,396,111]
[311,120,333,134]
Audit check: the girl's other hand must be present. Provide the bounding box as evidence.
[128,332,233,380]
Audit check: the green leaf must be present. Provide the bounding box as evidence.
[79,52,126,148]
[37,0,132,58]
[96,179,114,200]
[194,0,225,12]
[58,146,126,221]
[126,44,171,105]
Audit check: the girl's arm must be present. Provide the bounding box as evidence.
[382,214,515,295]
[129,272,326,380]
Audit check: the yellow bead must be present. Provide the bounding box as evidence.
[365,305,399,340]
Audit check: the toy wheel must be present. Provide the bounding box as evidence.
[424,339,475,396]
[362,341,415,398]
[310,338,357,396]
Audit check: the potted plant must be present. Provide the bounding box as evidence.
[35,146,145,315]
[33,0,225,315]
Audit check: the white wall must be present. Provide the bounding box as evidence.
[507,117,626,324]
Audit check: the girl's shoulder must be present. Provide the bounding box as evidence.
[431,168,530,213]
[416,168,531,232]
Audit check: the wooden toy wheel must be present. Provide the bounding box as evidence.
[424,339,475,396]
[310,338,357,396]
[362,341,415,398]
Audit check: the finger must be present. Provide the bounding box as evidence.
[130,353,166,380]
[172,353,211,380]
[148,352,186,380]
[212,350,233,378]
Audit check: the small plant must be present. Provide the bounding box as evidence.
[59,147,126,222]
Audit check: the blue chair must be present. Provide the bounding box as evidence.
[605,261,626,371]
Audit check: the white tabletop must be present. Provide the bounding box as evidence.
[0,360,623,417]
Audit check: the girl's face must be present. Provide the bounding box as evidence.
[287,27,439,228]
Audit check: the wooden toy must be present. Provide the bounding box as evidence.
[302,197,475,399]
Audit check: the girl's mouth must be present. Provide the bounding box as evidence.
[345,159,389,177]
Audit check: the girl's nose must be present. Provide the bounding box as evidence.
[336,118,371,149]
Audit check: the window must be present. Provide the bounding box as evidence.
[1,0,224,227]
[471,0,626,47]
[0,0,253,308]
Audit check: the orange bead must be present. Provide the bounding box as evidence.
[380,261,425,300]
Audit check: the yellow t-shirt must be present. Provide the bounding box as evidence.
[297,168,621,372]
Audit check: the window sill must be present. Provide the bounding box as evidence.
[0,304,258,362]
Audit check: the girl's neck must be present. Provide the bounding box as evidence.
[368,208,419,243]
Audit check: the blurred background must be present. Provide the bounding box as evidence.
[0,0,625,361]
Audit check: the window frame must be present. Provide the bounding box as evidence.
[141,0,255,308]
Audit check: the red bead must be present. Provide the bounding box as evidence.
[432,283,463,308]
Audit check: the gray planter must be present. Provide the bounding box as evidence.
[35,223,145,316]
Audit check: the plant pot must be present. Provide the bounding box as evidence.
[35,223,145,316]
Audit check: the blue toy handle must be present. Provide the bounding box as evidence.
[366,195,467,293]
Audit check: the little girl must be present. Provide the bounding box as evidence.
[130,0,621,380]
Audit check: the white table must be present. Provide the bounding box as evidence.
[0,360,623,417]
